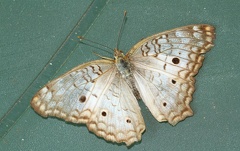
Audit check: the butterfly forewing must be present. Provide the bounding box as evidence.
[31,60,115,122]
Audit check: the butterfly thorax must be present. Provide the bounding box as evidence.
[114,49,131,79]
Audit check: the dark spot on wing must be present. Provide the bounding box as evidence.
[126,119,131,123]
[172,79,176,84]
[172,58,180,64]
[163,102,167,107]
[79,95,86,103]
[101,111,107,116]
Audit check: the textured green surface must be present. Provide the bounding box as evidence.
[0,0,240,151]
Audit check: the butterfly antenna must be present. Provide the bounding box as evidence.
[92,52,114,60]
[78,36,113,55]
[116,11,127,50]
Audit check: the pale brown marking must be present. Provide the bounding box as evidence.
[163,64,167,70]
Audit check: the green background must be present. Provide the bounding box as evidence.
[1,0,239,150]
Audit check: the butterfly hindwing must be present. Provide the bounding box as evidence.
[87,75,145,146]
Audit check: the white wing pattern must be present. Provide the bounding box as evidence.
[31,24,215,146]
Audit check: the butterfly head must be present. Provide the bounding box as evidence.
[114,48,125,59]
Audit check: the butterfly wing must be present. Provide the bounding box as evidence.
[87,73,145,146]
[127,25,215,125]
[31,60,145,146]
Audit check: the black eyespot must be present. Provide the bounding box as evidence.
[172,79,176,84]
[79,95,86,103]
[172,58,180,64]
[101,111,107,116]
[126,119,131,123]
[163,102,167,107]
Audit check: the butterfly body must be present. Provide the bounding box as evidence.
[31,24,215,146]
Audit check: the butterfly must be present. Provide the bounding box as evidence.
[31,24,215,146]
